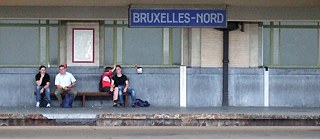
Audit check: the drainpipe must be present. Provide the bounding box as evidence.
[222,30,229,106]
[216,22,242,106]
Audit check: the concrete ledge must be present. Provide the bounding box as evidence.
[1,113,319,126]
[0,107,319,126]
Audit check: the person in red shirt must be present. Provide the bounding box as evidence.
[101,65,118,107]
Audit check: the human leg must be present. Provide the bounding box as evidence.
[35,86,42,102]
[44,88,51,107]
[35,86,42,107]
[113,87,118,101]
[127,88,137,107]
[117,86,124,106]
[54,88,64,105]
[113,87,119,107]
[102,86,117,107]
[44,88,51,104]
[68,88,77,101]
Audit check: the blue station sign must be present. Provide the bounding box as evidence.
[129,8,227,28]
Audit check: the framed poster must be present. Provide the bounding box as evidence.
[72,28,94,63]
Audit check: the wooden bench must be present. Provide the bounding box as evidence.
[50,92,129,107]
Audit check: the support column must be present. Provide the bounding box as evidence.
[163,28,170,64]
[264,67,269,107]
[222,30,229,106]
[180,66,187,107]
[116,27,123,64]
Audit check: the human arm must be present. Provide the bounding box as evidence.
[112,65,116,72]
[64,73,76,90]
[123,80,129,92]
[69,81,76,88]
[37,74,50,93]
[35,74,44,86]
[55,74,64,90]
[40,82,50,93]
[42,74,50,89]
[65,81,76,90]
[43,82,50,89]
[56,85,64,89]
[110,80,114,92]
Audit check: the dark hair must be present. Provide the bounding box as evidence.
[59,65,65,68]
[39,65,46,70]
[104,66,112,71]
[116,65,121,69]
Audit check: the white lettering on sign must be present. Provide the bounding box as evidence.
[132,12,192,24]
[160,13,166,23]
[141,13,147,23]
[133,13,140,23]
[196,13,224,24]
[183,13,191,23]
[131,10,226,27]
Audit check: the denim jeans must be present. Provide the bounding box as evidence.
[117,85,136,105]
[35,86,51,103]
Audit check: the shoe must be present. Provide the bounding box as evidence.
[46,103,51,108]
[36,102,40,107]
[119,104,124,108]
[113,99,118,107]
[132,104,136,107]
[113,103,117,107]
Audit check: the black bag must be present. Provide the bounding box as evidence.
[62,93,73,108]
[135,99,150,107]
[99,75,103,92]
[39,93,49,107]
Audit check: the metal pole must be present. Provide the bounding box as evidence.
[222,30,229,106]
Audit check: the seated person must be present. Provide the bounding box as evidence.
[111,65,137,107]
[35,65,51,108]
[54,64,77,107]
[101,65,118,107]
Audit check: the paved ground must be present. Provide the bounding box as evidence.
[0,126,319,139]
[1,106,320,115]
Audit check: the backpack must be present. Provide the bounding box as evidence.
[99,75,103,92]
[99,74,112,92]
[62,93,73,108]
[135,99,150,107]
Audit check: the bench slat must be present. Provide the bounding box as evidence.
[78,92,112,96]
[49,92,129,107]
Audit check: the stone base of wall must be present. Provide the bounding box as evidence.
[1,113,319,126]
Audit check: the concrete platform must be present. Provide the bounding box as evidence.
[0,106,320,126]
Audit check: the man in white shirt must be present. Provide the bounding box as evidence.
[54,64,77,107]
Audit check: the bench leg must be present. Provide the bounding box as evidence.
[82,96,85,107]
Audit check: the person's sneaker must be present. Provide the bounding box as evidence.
[132,104,136,108]
[46,103,51,108]
[119,104,124,108]
[36,102,40,107]
[113,103,118,107]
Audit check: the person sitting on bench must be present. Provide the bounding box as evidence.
[54,64,77,107]
[111,65,137,107]
[35,65,51,108]
[101,65,118,107]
